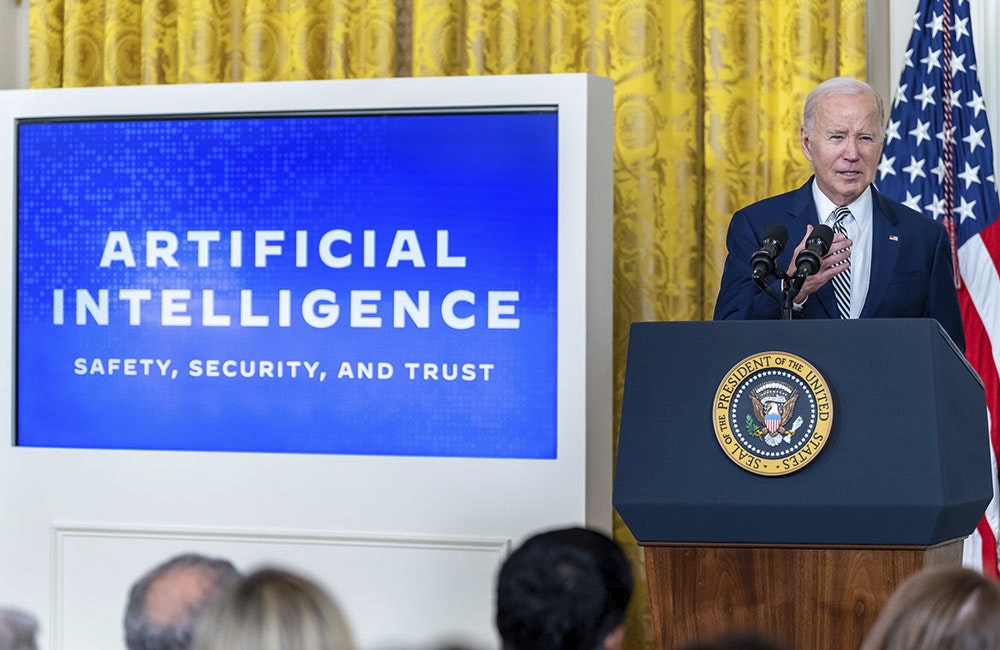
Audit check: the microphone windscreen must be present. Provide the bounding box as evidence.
[763,224,789,248]
[810,224,834,252]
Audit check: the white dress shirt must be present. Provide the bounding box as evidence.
[811,182,873,319]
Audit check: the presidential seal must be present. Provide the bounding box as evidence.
[712,351,833,476]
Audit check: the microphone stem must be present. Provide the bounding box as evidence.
[752,275,781,301]
[781,273,801,320]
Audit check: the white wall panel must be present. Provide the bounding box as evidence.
[53,524,508,650]
[0,1,29,89]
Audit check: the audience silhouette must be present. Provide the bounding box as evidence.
[495,527,633,650]
[191,566,355,650]
[0,607,38,650]
[860,565,1000,650]
[124,552,241,650]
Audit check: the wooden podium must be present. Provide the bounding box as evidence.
[614,320,991,650]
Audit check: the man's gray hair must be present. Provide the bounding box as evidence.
[0,607,38,650]
[124,552,240,650]
[802,77,885,135]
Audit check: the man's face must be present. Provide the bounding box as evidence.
[800,92,883,206]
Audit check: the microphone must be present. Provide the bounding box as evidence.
[792,224,835,279]
[751,224,789,280]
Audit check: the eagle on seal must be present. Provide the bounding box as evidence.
[751,392,798,437]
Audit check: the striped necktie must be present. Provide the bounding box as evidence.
[830,206,851,319]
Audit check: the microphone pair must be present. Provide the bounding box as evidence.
[751,224,834,281]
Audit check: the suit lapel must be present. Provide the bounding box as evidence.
[860,189,902,318]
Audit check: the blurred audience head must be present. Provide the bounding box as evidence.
[495,526,633,650]
[191,566,355,650]
[125,552,241,650]
[860,565,1000,650]
[0,607,38,650]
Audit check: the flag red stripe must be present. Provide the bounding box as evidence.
[959,224,1000,575]
[980,213,1000,270]
[958,288,999,575]
[959,291,1000,475]
[978,519,999,577]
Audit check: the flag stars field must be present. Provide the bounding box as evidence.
[955,197,978,223]
[958,161,981,188]
[923,193,945,220]
[916,84,937,108]
[886,120,902,144]
[968,91,986,117]
[910,119,932,145]
[964,126,985,153]
[878,155,897,180]
[903,156,928,183]
[902,191,922,212]
[920,49,941,74]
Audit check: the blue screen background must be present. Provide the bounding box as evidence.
[16,111,559,458]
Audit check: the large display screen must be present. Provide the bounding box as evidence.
[16,109,559,458]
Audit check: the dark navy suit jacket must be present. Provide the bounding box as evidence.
[713,179,966,351]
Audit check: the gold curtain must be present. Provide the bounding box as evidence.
[29,1,866,647]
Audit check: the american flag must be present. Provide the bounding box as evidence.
[877,0,1000,576]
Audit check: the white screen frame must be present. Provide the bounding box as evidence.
[0,73,613,650]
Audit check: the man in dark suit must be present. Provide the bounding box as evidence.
[713,77,965,351]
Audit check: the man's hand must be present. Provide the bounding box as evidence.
[786,224,852,303]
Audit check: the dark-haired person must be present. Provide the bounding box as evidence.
[713,76,964,350]
[495,526,633,650]
[124,552,241,650]
[0,607,38,650]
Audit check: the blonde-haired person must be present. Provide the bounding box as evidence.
[860,566,1000,650]
[191,567,355,650]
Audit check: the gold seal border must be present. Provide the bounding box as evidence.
[712,351,833,477]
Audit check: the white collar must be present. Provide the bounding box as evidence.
[811,182,872,231]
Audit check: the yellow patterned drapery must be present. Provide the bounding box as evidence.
[29,1,865,647]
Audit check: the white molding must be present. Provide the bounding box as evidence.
[971,0,1000,178]
[0,1,29,89]
[867,2,892,107]
[51,521,512,551]
[51,523,511,650]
